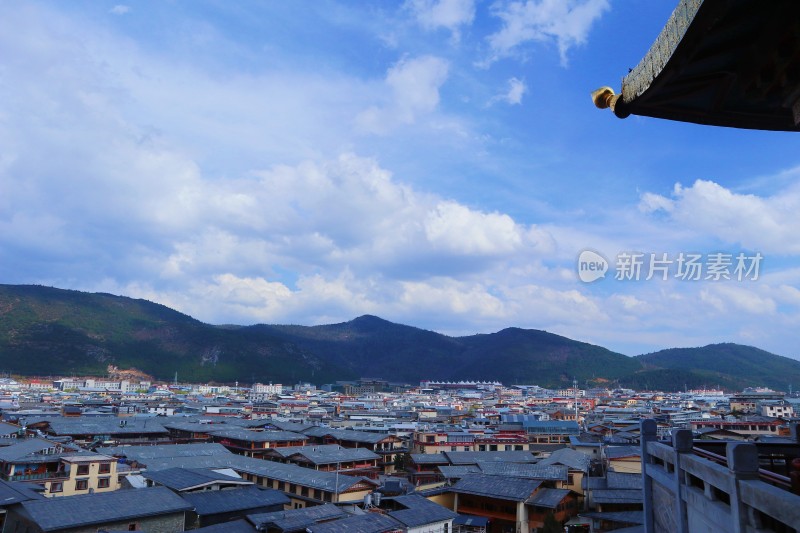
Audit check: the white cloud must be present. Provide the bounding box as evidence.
[424,201,523,254]
[388,56,450,118]
[356,56,450,133]
[407,0,476,41]
[400,279,505,316]
[641,180,800,254]
[505,77,526,104]
[638,191,674,214]
[110,5,130,15]
[488,77,527,106]
[700,285,776,316]
[484,0,610,66]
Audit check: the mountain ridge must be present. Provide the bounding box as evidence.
[1,284,798,390]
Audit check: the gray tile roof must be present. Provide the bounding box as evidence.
[160,420,221,432]
[586,477,607,490]
[450,474,542,501]
[477,462,568,481]
[438,465,481,479]
[142,453,374,493]
[207,428,307,443]
[388,494,458,527]
[526,488,571,508]
[181,485,289,516]
[0,438,61,461]
[193,518,257,532]
[0,422,22,436]
[19,486,192,531]
[248,504,346,532]
[606,472,643,490]
[507,419,580,433]
[528,443,569,454]
[233,456,376,493]
[132,454,251,472]
[0,479,44,506]
[46,417,168,436]
[302,427,393,444]
[605,446,641,459]
[538,448,591,471]
[104,442,232,463]
[590,489,644,504]
[269,421,318,433]
[444,450,538,465]
[275,444,380,464]
[141,467,250,491]
[410,452,448,464]
[306,512,404,533]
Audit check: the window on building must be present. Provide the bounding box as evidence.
[50,482,63,493]
[98,477,110,488]
[76,464,90,475]
[75,479,88,490]
[99,463,111,474]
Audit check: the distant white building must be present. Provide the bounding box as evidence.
[25,380,53,391]
[0,378,20,392]
[759,400,794,418]
[252,383,282,394]
[196,384,231,395]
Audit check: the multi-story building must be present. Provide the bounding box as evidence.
[0,440,121,497]
[690,417,785,437]
[759,400,794,419]
[411,428,530,454]
[730,391,785,414]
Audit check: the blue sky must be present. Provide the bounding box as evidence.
[2,0,800,359]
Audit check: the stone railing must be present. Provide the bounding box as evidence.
[640,420,800,532]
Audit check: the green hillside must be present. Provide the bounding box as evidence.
[1,284,797,391]
[634,344,800,392]
[258,317,641,386]
[0,284,338,383]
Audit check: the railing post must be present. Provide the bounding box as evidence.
[727,443,760,533]
[641,419,657,533]
[672,429,692,533]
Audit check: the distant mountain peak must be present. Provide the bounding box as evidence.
[351,314,389,323]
